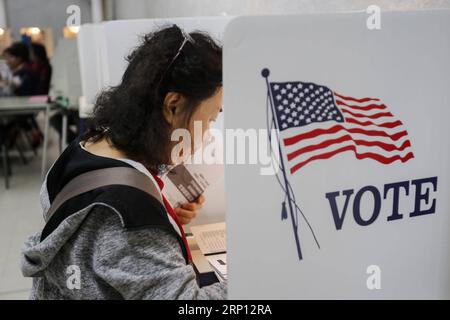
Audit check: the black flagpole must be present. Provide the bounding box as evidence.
[262,68,303,261]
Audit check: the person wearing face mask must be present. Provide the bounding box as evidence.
[20,25,226,300]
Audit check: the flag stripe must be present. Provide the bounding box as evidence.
[283,124,408,146]
[340,108,394,119]
[284,131,411,155]
[344,117,403,129]
[335,100,387,111]
[290,144,414,174]
[286,137,412,170]
[333,92,380,103]
[353,138,411,151]
[286,134,412,161]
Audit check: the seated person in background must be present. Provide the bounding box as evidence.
[2,42,37,96]
[30,43,52,95]
[2,42,42,148]
[32,41,81,147]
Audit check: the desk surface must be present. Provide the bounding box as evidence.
[0,96,50,112]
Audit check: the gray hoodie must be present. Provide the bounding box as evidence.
[20,140,227,300]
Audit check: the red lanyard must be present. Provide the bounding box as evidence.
[151,173,193,263]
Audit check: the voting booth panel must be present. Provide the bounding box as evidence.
[51,38,82,105]
[77,24,106,118]
[224,10,450,299]
[77,17,232,227]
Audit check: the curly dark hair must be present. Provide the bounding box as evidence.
[83,24,222,172]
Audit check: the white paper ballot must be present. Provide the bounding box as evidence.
[206,253,227,282]
[190,222,226,255]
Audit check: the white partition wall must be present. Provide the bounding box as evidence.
[77,23,107,117]
[77,17,232,226]
[51,38,82,105]
[224,10,450,299]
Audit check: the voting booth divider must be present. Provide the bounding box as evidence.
[224,10,450,299]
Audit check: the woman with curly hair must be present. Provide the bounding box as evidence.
[21,25,226,300]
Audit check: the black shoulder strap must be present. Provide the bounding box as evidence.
[44,167,163,222]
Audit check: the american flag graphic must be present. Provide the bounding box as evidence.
[269,81,414,174]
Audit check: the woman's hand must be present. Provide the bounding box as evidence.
[174,195,205,225]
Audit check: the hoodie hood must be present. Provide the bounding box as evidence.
[21,207,95,277]
[21,139,133,278]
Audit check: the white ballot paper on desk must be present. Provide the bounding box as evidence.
[161,136,224,209]
[190,222,226,255]
[191,222,227,282]
[206,254,227,282]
